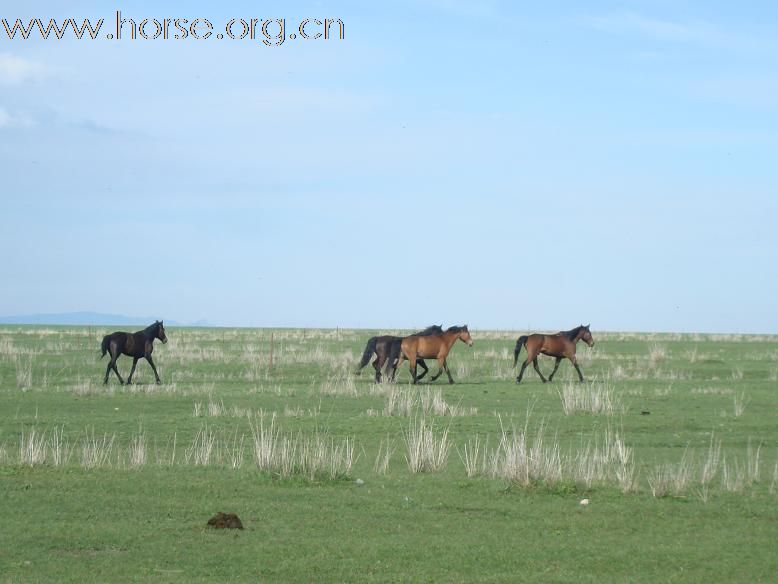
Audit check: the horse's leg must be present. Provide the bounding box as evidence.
[104,358,113,384]
[430,365,444,382]
[146,354,162,384]
[408,355,418,384]
[386,357,397,383]
[126,357,139,384]
[442,358,455,384]
[516,359,530,383]
[110,353,125,385]
[532,358,547,383]
[570,355,585,382]
[415,359,430,381]
[373,356,382,384]
[386,345,401,382]
[393,351,406,382]
[104,344,114,384]
[548,357,563,382]
[517,346,538,383]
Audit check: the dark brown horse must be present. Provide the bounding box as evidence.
[101,320,168,385]
[356,325,443,383]
[513,324,594,383]
[394,325,473,384]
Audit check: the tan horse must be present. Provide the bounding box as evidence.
[513,324,594,383]
[394,325,473,384]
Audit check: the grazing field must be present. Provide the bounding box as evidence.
[2,326,778,582]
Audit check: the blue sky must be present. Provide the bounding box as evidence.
[1,1,777,332]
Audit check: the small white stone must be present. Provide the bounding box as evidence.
[355,478,365,486]
[579,498,590,506]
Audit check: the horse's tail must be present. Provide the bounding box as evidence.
[355,337,378,373]
[513,336,528,367]
[100,335,110,359]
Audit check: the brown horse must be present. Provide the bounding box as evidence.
[394,325,473,384]
[101,320,168,384]
[513,324,594,383]
[355,325,443,383]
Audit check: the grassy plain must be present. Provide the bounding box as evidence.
[1,326,778,582]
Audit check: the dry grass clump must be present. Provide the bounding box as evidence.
[647,449,694,498]
[457,435,487,478]
[691,386,734,396]
[733,392,748,417]
[646,435,761,501]
[558,380,623,415]
[483,424,637,492]
[19,427,47,466]
[377,388,477,417]
[404,415,450,473]
[318,374,359,397]
[249,415,355,479]
[485,422,562,487]
[373,436,397,475]
[14,356,33,390]
[457,415,637,492]
[648,344,667,367]
[80,428,116,469]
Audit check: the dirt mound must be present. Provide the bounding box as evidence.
[207,512,244,530]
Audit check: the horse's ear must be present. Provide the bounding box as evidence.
[585,323,590,328]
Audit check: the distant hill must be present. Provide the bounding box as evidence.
[0,312,199,326]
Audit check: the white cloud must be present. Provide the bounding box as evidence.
[0,52,47,85]
[0,106,35,129]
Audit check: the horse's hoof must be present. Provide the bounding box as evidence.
[516,378,522,384]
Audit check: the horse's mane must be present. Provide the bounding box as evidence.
[142,321,161,335]
[412,324,443,336]
[559,325,584,341]
[446,325,468,333]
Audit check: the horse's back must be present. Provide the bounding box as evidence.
[109,331,143,356]
[539,333,573,355]
[525,333,547,347]
[403,334,440,358]
[105,331,127,343]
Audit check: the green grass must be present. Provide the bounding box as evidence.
[1,326,778,582]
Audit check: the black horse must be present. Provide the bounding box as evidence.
[356,325,443,383]
[101,320,168,385]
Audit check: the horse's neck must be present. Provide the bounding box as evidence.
[443,332,460,348]
[562,328,581,342]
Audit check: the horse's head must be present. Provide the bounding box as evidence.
[156,320,168,344]
[458,325,474,347]
[580,324,594,347]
